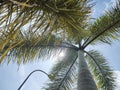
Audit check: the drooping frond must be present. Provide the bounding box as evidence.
[0,0,92,55]
[83,0,120,48]
[85,50,115,90]
[44,49,78,90]
[1,32,78,64]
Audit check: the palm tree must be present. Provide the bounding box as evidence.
[0,0,120,90]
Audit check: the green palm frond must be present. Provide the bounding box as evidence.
[0,0,92,62]
[44,49,78,90]
[85,50,115,90]
[83,1,120,48]
[0,0,92,51]
[1,32,78,64]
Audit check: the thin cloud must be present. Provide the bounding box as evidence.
[104,0,116,11]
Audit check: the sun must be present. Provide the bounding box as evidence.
[59,51,65,57]
[52,50,66,63]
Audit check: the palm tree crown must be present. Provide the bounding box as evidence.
[0,0,120,90]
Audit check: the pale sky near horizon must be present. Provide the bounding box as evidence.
[0,0,120,90]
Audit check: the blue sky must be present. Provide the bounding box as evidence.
[0,0,120,90]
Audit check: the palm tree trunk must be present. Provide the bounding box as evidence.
[77,50,98,90]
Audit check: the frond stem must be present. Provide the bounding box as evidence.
[82,36,91,47]
[57,55,78,90]
[18,43,79,51]
[83,50,106,79]
[83,19,120,49]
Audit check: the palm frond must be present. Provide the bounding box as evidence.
[44,49,78,90]
[1,32,78,64]
[83,0,120,48]
[85,50,115,90]
[0,0,92,51]
[0,0,92,62]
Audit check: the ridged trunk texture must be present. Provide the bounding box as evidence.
[77,50,98,90]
